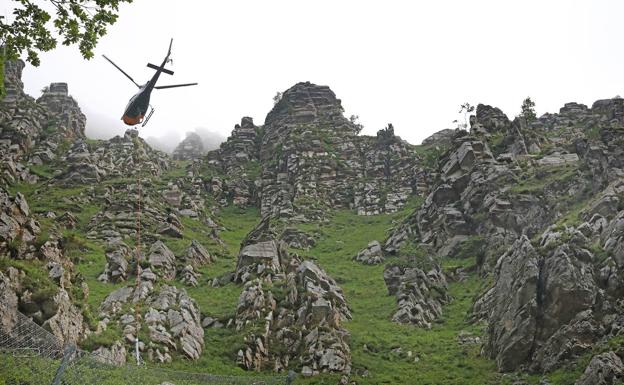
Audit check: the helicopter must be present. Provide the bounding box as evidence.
[103,38,198,127]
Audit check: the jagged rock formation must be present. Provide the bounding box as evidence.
[184,239,214,266]
[1,62,86,185]
[383,133,523,263]
[0,189,90,344]
[0,271,18,332]
[36,82,86,140]
[206,117,260,206]
[42,288,90,345]
[384,265,450,328]
[258,83,422,219]
[575,351,624,385]
[5,54,624,384]
[204,83,425,219]
[422,128,456,146]
[93,341,127,366]
[0,188,38,258]
[55,130,169,186]
[100,283,204,362]
[98,240,131,283]
[473,204,624,373]
[172,132,204,160]
[179,265,200,287]
[353,240,384,265]
[374,95,624,378]
[146,241,177,281]
[232,216,352,375]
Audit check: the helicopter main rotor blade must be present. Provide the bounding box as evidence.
[102,55,140,88]
[154,83,198,89]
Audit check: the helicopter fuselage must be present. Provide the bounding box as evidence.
[122,84,153,125]
[121,53,167,125]
[104,39,196,127]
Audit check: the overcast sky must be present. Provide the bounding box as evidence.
[5,0,624,148]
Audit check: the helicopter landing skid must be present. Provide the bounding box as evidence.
[141,106,155,127]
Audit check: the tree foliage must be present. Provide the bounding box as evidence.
[521,96,536,123]
[349,114,363,135]
[272,91,283,105]
[0,0,132,66]
[454,102,474,130]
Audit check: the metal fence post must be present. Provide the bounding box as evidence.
[51,344,76,385]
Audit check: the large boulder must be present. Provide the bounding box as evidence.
[185,239,214,267]
[354,240,384,265]
[42,289,89,345]
[147,241,176,281]
[384,265,450,328]
[99,284,204,362]
[478,230,599,372]
[575,352,624,385]
[0,272,18,333]
[470,104,511,134]
[478,236,541,371]
[98,240,131,283]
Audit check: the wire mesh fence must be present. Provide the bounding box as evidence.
[0,311,291,385]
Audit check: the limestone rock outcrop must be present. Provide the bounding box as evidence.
[383,264,450,328]
[476,228,604,372]
[93,341,127,366]
[172,132,204,161]
[0,188,39,258]
[354,240,384,265]
[99,283,204,362]
[205,83,426,219]
[36,82,86,139]
[232,216,351,375]
[422,129,456,147]
[42,288,90,345]
[98,240,131,283]
[575,352,624,385]
[55,130,170,186]
[147,241,177,281]
[185,239,214,267]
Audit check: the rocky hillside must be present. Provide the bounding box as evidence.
[1,58,624,385]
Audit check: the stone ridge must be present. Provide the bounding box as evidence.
[264,81,348,129]
[1,60,86,185]
[381,94,624,378]
[204,82,426,220]
[172,132,204,161]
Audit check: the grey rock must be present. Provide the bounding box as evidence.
[93,341,127,366]
[354,240,384,265]
[575,352,624,385]
[536,153,579,167]
[147,241,176,280]
[179,265,200,287]
[185,239,214,266]
[384,265,449,328]
[172,132,205,161]
[42,289,89,345]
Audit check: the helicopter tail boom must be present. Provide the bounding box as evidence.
[147,63,174,75]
